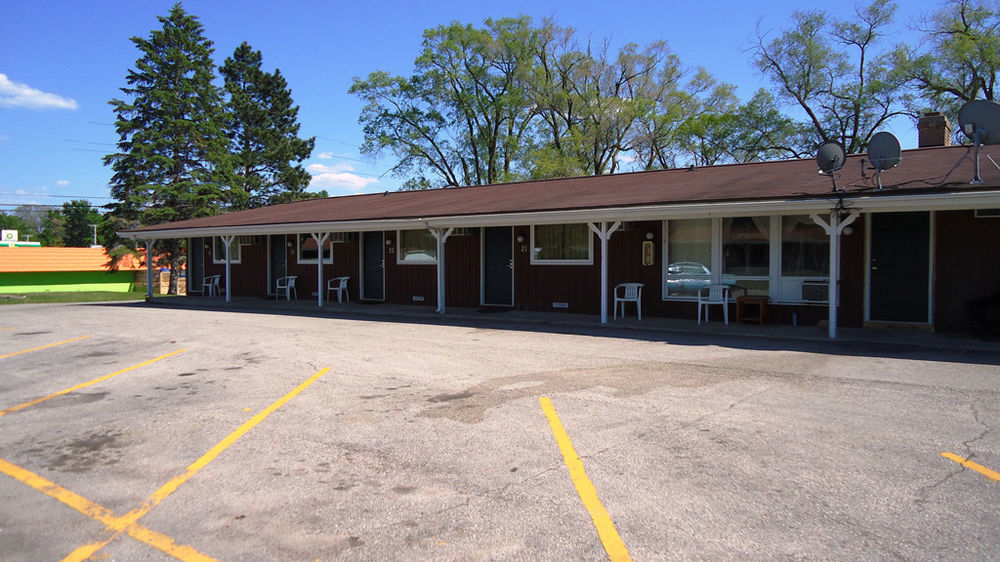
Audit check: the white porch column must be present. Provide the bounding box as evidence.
[220,234,236,304]
[811,211,859,339]
[429,227,454,314]
[144,241,154,300]
[310,232,330,307]
[588,221,621,324]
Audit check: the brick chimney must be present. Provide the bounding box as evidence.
[917,111,952,147]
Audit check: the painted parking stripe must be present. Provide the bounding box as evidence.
[941,452,1000,481]
[0,335,92,360]
[0,349,187,418]
[0,458,215,561]
[64,367,331,561]
[540,397,632,562]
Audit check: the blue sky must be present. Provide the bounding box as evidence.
[0,0,944,211]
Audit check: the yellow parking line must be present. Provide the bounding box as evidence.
[540,397,632,562]
[0,458,215,561]
[0,335,92,360]
[64,367,331,561]
[941,452,1000,481]
[0,349,187,418]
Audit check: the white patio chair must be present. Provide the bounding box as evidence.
[327,276,350,303]
[202,275,221,297]
[275,275,297,301]
[697,284,730,325]
[614,282,644,320]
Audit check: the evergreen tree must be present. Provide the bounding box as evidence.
[103,3,229,293]
[221,41,316,209]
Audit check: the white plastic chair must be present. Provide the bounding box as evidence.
[275,275,297,301]
[614,283,644,320]
[202,275,221,296]
[697,284,730,325]
[327,276,350,303]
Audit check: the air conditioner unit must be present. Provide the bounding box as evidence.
[801,280,829,302]
[1,229,17,242]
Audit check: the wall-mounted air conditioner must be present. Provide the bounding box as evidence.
[802,280,829,302]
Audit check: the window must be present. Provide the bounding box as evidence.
[665,218,711,297]
[781,215,829,277]
[722,217,770,296]
[297,234,332,264]
[397,229,437,264]
[531,224,592,264]
[212,237,241,264]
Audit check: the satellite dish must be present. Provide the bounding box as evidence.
[867,131,901,190]
[957,99,1000,183]
[958,100,1000,144]
[816,141,846,191]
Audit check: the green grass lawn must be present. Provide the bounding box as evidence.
[0,291,171,304]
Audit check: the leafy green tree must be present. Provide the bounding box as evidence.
[53,200,103,247]
[220,42,317,209]
[104,3,230,293]
[754,0,909,153]
[351,17,538,188]
[0,211,40,241]
[893,0,1000,123]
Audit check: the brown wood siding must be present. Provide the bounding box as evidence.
[838,217,866,328]
[445,230,480,307]
[284,235,361,301]
[935,210,1000,332]
[383,231,437,307]
[204,238,268,297]
[513,225,601,314]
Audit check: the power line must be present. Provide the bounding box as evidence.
[0,192,114,199]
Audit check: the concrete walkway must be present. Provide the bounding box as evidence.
[139,294,1000,354]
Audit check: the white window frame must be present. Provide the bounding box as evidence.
[529,223,594,265]
[296,233,332,265]
[396,229,438,265]
[212,236,241,264]
[662,214,839,304]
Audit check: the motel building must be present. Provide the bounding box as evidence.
[122,116,1000,339]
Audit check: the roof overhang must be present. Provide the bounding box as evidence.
[119,189,1000,241]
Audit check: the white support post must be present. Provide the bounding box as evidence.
[811,211,859,339]
[588,221,621,324]
[220,234,235,304]
[144,241,154,300]
[310,232,330,307]
[429,227,454,314]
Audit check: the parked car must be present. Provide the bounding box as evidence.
[665,262,711,296]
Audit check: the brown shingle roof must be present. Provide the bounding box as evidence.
[128,145,1000,234]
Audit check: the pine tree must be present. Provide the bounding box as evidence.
[221,42,316,209]
[104,3,230,293]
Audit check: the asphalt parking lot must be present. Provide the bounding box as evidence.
[1,302,998,560]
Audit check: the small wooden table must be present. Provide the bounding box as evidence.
[736,296,769,325]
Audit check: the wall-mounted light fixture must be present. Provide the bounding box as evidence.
[645,231,655,240]
[386,238,393,246]
[516,234,525,243]
[843,226,854,236]
[287,241,293,247]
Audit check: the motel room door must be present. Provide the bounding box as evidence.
[868,212,931,323]
[483,226,513,306]
[189,237,204,294]
[362,231,385,301]
[268,235,286,296]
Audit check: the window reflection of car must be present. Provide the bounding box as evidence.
[666,262,711,296]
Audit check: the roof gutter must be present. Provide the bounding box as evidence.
[119,189,1000,241]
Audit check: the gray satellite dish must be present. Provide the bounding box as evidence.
[816,141,846,191]
[957,99,1000,183]
[867,131,901,190]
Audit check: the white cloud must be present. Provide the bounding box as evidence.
[317,152,334,159]
[308,162,354,174]
[55,179,70,187]
[0,73,78,110]
[308,163,378,192]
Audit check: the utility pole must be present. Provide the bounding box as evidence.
[89,224,98,246]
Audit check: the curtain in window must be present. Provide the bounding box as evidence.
[781,215,829,276]
[534,224,589,261]
[398,230,436,262]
